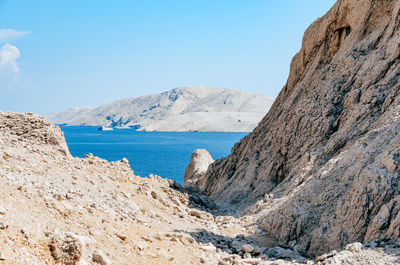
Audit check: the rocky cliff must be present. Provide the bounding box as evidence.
[45,86,274,132]
[0,112,282,264]
[2,113,400,265]
[198,0,400,257]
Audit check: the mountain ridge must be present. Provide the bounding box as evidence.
[45,86,274,132]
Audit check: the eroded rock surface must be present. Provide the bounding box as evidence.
[199,0,400,257]
[0,111,327,264]
[184,149,214,189]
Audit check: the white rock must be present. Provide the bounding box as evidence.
[93,250,111,265]
[77,259,88,265]
[241,244,254,253]
[0,205,6,215]
[345,242,362,253]
[184,149,214,188]
[190,209,203,218]
[200,244,217,252]
[0,222,8,229]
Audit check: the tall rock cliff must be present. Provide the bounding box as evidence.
[199,0,400,257]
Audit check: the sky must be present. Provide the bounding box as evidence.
[0,0,336,115]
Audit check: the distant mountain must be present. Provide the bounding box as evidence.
[45,86,275,132]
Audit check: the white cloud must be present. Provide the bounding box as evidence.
[0,44,20,74]
[0,29,29,42]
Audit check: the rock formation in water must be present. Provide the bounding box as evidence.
[195,0,400,257]
[45,86,275,132]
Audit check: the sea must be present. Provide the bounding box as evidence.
[59,126,247,184]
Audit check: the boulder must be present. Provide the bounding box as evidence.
[184,149,214,189]
[93,250,111,265]
[241,244,254,253]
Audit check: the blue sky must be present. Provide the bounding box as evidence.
[0,0,335,114]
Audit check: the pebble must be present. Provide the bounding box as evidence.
[241,244,254,253]
[146,252,158,258]
[200,244,217,252]
[190,210,202,218]
[150,191,158,199]
[242,257,262,265]
[142,236,153,242]
[21,228,29,239]
[0,252,5,260]
[315,254,327,262]
[345,242,362,253]
[0,206,6,215]
[115,233,127,241]
[0,222,8,230]
[93,250,111,265]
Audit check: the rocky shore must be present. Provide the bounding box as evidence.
[1,112,399,264]
[2,0,400,264]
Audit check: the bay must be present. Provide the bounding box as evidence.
[59,126,247,184]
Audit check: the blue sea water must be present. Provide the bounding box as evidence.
[59,126,247,184]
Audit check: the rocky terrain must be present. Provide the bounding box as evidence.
[193,0,400,259]
[1,112,399,264]
[3,0,400,264]
[45,86,275,132]
[0,112,279,264]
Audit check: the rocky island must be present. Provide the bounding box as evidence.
[45,86,275,132]
[2,0,400,264]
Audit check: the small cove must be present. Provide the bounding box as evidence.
[60,125,247,184]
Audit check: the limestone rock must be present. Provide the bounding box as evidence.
[49,233,83,264]
[0,112,70,156]
[184,149,214,189]
[45,86,275,132]
[0,222,8,230]
[241,244,254,253]
[0,205,6,215]
[345,242,362,253]
[93,250,111,265]
[199,0,400,257]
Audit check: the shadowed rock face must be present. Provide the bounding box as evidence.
[200,0,400,257]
